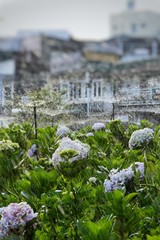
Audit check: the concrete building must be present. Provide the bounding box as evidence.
[106,36,160,63]
[83,43,121,64]
[0,59,15,110]
[110,0,160,38]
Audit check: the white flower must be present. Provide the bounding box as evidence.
[51,137,90,167]
[56,126,70,138]
[89,177,97,184]
[129,128,154,149]
[92,122,105,131]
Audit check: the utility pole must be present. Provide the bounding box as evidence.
[86,72,92,118]
[112,83,116,120]
[33,104,38,139]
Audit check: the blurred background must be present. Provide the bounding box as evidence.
[1,0,160,127]
[0,0,160,40]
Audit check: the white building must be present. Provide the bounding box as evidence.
[110,0,160,38]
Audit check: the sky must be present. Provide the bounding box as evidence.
[0,0,160,40]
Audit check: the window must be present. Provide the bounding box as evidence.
[141,22,146,28]
[84,83,88,98]
[61,83,69,99]
[94,82,97,97]
[77,83,82,98]
[69,82,82,99]
[92,81,102,98]
[131,23,137,32]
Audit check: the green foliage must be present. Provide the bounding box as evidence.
[107,120,128,147]
[103,191,142,239]
[0,119,160,239]
[78,216,118,240]
[34,126,59,158]
[147,235,160,240]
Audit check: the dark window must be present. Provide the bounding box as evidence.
[94,82,97,97]
[98,82,101,97]
[84,83,88,98]
[77,83,82,98]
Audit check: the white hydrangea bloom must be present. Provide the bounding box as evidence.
[56,126,70,138]
[129,128,154,149]
[92,122,105,131]
[51,137,90,167]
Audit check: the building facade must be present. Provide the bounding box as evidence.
[110,11,160,38]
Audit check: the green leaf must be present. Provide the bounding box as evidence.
[147,235,160,240]
[77,220,99,240]
[124,192,138,204]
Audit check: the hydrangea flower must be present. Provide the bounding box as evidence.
[104,162,144,192]
[27,144,37,157]
[104,179,121,192]
[129,128,154,149]
[131,162,144,178]
[51,137,90,167]
[104,166,134,192]
[56,126,70,138]
[0,202,38,238]
[92,122,105,131]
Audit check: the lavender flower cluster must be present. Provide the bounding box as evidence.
[104,162,144,192]
[56,126,70,138]
[0,202,38,239]
[129,128,154,149]
[92,122,105,131]
[51,137,90,167]
[27,144,37,157]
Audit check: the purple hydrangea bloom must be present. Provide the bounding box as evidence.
[104,162,144,192]
[31,144,37,152]
[27,144,37,157]
[0,202,38,238]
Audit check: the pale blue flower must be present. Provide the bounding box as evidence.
[129,128,154,149]
[92,122,105,131]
